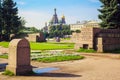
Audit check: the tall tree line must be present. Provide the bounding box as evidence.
[0,0,22,41]
[98,0,120,29]
[49,25,71,38]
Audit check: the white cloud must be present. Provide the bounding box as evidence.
[19,10,51,29]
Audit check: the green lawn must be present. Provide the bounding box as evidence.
[33,55,84,63]
[0,42,74,50]
[0,54,8,59]
[0,42,9,48]
[0,53,84,63]
[2,70,15,76]
[77,48,96,53]
[61,38,70,40]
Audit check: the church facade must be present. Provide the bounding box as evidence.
[49,8,66,26]
[42,8,66,33]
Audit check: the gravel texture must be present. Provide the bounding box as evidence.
[0,53,120,80]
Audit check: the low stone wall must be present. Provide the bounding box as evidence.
[71,32,81,43]
[73,27,120,52]
[10,33,46,42]
[97,29,120,52]
[73,27,100,50]
[28,33,46,42]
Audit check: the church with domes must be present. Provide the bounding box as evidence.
[49,8,66,26]
[42,8,67,33]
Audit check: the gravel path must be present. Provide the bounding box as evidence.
[0,47,8,54]
[0,54,120,80]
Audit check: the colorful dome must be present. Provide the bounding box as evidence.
[48,9,66,25]
[61,15,65,19]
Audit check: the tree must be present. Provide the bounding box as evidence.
[2,0,22,40]
[98,0,120,29]
[49,24,71,38]
[75,30,81,33]
[0,0,2,41]
[21,26,40,34]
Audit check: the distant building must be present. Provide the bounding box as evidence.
[85,20,100,28]
[42,8,67,33]
[70,23,85,31]
[42,22,48,33]
[49,8,66,26]
[70,20,100,31]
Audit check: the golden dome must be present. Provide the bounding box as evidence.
[61,15,65,19]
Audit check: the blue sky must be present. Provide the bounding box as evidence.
[14,0,101,29]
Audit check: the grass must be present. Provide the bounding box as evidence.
[61,38,71,40]
[77,48,96,53]
[32,53,84,63]
[0,42,9,48]
[0,52,84,63]
[33,55,84,63]
[0,42,74,50]
[30,42,74,50]
[0,54,8,59]
[2,70,15,76]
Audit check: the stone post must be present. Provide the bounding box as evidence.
[97,38,103,53]
[6,39,32,75]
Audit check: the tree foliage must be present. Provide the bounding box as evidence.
[98,0,120,29]
[22,27,40,33]
[75,30,81,33]
[0,0,23,41]
[49,25,71,38]
[0,0,3,41]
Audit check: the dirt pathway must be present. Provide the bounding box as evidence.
[0,47,8,54]
[0,54,120,80]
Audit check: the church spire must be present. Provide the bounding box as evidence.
[51,8,59,24]
[54,8,57,15]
